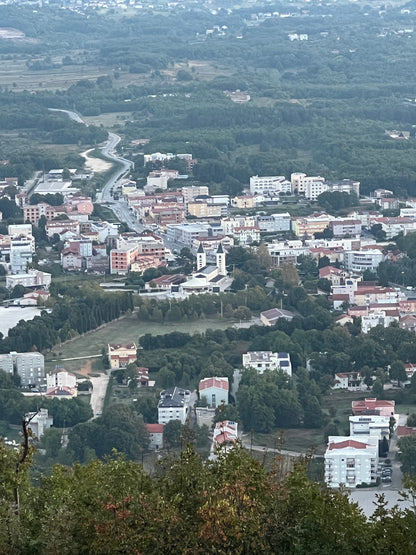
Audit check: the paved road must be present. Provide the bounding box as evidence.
[89,373,110,418]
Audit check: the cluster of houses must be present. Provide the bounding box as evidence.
[0,351,78,397]
[324,398,396,488]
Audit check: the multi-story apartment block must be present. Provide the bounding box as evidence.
[372,217,416,240]
[23,203,66,225]
[158,387,191,425]
[166,223,210,246]
[324,436,379,488]
[291,172,326,195]
[45,220,80,238]
[6,270,51,290]
[349,415,390,440]
[329,219,362,238]
[256,213,291,232]
[15,352,45,386]
[10,235,34,274]
[249,175,291,195]
[292,213,335,238]
[267,240,310,267]
[233,226,261,246]
[343,249,384,272]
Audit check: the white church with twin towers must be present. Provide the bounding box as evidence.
[179,242,230,294]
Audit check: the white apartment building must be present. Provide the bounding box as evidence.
[349,415,390,440]
[329,219,362,238]
[166,223,210,246]
[233,226,261,246]
[400,208,416,219]
[343,250,384,272]
[267,240,310,267]
[242,351,292,376]
[249,175,291,195]
[6,270,52,290]
[361,310,399,334]
[158,387,191,425]
[256,213,291,232]
[46,368,77,390]
[10,234,35,274]
[304,180,329,200]
[324,436,379,488]
[221,216,256,235]
[291,172,325,195]
[376,217,416,239]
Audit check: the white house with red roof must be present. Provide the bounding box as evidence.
[199,377,229,408]
[324,435,379,488]
[146,423,164,450]
[46,368,77,398]
[332,372,363,391]
[213,420,238,448]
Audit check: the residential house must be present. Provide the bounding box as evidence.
[242,351,292,376]
[146,423,164,450]
[332,372,363,391]
[260,308,295,326]
[108,343,137,369]
[213,420,238,448]
[199,377,229,408]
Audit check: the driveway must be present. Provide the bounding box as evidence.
[90,373,110,417]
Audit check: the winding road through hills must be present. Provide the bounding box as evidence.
[49,108,141,229]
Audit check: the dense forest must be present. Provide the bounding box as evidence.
[1,3,416,193]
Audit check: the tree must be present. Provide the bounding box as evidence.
[389,360,407,386]
[407,414,416,427]
[40,428,63,458]
[398,436,416,475]
[163,420,184,448]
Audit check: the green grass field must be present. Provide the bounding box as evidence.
[45,312,235,374]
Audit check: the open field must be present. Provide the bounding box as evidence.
[44,312,235,372]
[323,389,373,436]
[253,428,326,455]
[83,111,134,129]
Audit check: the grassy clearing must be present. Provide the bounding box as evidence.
[322,389,367,436]
[44,312,235,371]
[253,428,326,455]
[83,111,134,128]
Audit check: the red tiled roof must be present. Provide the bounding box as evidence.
[146,424,164,433]
[329,439,368,450]
[199,377,229,391]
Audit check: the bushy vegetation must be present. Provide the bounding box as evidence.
[1,440,416,554]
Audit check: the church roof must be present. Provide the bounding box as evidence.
[197,243,205,253]
[217,242,224,254]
